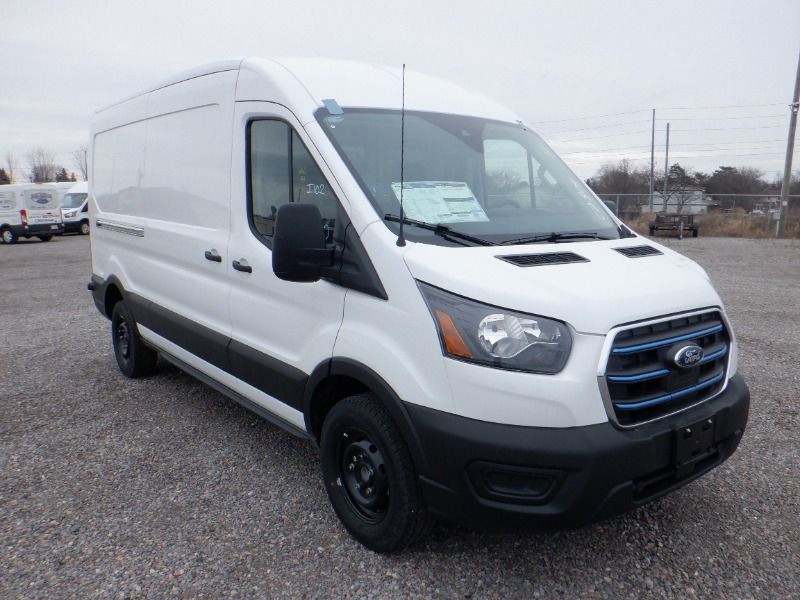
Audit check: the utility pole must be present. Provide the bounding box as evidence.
[778,50,800,238]
[649,109,655,213]
[662,122,670,212]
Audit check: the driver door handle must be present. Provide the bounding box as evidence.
[204,249,222,262]
[232,258,252,273]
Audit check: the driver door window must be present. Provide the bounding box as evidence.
[249,120,337,244]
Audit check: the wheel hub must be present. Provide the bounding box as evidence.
[116,319,131,359]
[340,433,389,521]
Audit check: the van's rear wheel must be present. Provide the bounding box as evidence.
[80,221,90,235]
[1,228,16,244]
[111,301,158,378]
[320,395,434,553]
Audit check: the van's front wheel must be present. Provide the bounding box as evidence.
[320,395,434,553]
[111,301,158,378]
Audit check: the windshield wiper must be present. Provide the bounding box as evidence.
[501,232,615,245]
[384,214,497,246]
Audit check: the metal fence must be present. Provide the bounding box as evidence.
[595,193,800,238]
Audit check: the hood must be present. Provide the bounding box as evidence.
[402,238,721,335]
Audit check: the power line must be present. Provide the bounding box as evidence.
[566,151,787,166]
[530,109,648,125]
[530,102,788,126]
[540,119,652,135]
[658,102,787,110]
[654,114,787,121]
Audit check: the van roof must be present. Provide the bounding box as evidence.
[96,57,521,124]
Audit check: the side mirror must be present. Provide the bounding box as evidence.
[272,203,335,282]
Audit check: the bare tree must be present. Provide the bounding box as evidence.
[655,164,700,214]
[27,146,57,183]
[4,151,19,183]
[71,143,88,181]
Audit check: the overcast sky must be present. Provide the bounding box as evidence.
[2,0,798,182]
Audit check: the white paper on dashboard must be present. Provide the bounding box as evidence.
[390,181,489,223]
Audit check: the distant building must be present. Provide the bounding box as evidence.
[750,188,782,215]
[647,186,719,215]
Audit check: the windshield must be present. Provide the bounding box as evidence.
[61,192,87,209]
[317,109,620,245]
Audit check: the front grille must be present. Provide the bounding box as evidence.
[497,252,589,267]
[605,311,730,426]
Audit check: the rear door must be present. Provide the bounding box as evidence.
[23,187,61,225]
[227,102,346,427]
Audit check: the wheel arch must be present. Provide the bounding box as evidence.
[304,358,429,475]
[99,274,126,319]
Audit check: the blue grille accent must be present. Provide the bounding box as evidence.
[607,368,671,383]
[614,372,725,410]
[611,323,723,354]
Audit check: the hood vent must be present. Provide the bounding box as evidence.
[614,245,663,258]
[497,252,589,267]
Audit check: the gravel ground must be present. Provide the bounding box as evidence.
[1,234,798,599]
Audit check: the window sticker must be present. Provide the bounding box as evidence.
[390,181,489,223]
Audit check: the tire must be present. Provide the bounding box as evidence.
[1,228,16,244]
[692,229,699,238]
[111,300,158,378]
[80,221,90,235]
[320,395,434,553]
[38,234,53,242]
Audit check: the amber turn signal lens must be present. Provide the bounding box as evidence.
[434,309,473,359]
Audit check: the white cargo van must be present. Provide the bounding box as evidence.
[0,183,64,243]
[88,58,749,552]
[60,182,90,235]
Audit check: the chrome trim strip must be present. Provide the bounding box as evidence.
[95,220,144,237]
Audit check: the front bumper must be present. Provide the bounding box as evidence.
[408,373,749,530]
[62,220,85,233]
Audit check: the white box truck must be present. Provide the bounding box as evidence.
[0,183,64,243]
[88,58,749,552]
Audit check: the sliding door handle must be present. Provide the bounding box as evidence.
[204,249,222,262]
[232,258,252,273]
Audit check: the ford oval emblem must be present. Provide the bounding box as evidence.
[673,344,704,369]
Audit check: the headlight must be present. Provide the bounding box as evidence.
[64,211,76,218]
[417,281,572,374]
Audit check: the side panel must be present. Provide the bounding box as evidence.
[92,72,236,348]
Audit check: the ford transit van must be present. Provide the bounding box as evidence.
[60,182,90,235]
[0,183,64,243]
[88,58,749,552]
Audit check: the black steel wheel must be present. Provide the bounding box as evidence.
[111,300,158,378]
[320,395,434,553]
